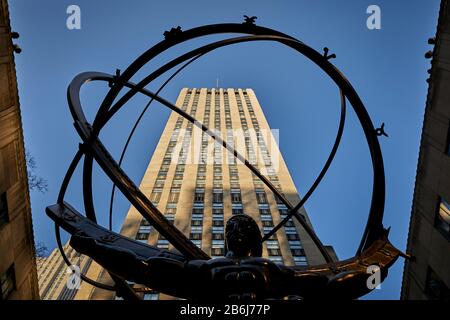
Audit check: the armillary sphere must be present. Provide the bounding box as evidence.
[46,17,408,301]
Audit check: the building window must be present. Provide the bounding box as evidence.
[150,191,162,203]
[135,232,149,241]
[0,192,8,228]
[212,220,224,227]
[268,249,281,256]
[168,190,180,203]
[213,181,223,189]
[255,190,268,204]
[213,191,223,204]
[212,239,224,247]
[157,172,167,180]
[191,239,202,248]
[288,240,303,249]
[293,256,308,266]
[191,226,203,233]
[154,180,165,189]
[263,226,273,234]
[287,233,300,241]
[262,220,274,227]
[211,248,224,256]
[285,220,295,227]
[425,267,450,300]
[194,192,204,203]
[171,181,182,189]
[165,207,176,215]
[266,240,279,249]
[268,256,283,265]
[232,208,243,215]
[231,191,242,203]
[291,249,306,256]
[143,291,160,300]
[157,239,169,249]
[191,220,203,227]
[436,198,450,238]
[174,174,184,180]
[190,233,202,240]
[138,221,152,233]
[212,232,224,240]
[0,265,15,300]
[212,226,224,233]
[284,226,298,234]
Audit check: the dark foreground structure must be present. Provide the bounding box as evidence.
[46,18,407,300]
[0,0,39,300]
[401,0,450,300]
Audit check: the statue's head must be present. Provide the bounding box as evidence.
[225,214,262,257]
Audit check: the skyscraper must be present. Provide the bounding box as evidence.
[37,242,92,300]
[75,88,334,300]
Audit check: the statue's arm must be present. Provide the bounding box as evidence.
[70,233,149,281]
[70,234,208,299]
[272,265,329,299]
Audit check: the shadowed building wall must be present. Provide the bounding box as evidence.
[0,0,39,300]
[401,0,450,300]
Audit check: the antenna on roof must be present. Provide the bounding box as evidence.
[216,77,219,89]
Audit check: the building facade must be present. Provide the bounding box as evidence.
[76,88,333,300]
[37,243,92,300]
[401,0,450,300]
[0,0,39,300]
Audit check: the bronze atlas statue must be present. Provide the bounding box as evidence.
[46,17,409,300]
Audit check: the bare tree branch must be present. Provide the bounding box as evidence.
[25,151,48,193]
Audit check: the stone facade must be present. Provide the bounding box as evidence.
[0,0,39,300]
[401,0,450,300]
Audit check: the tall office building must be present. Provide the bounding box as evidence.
[37,243,92,300]
[76,88,333,300]
[401,0,450,300]
[0,0,39,300]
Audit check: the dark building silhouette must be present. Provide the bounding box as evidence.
[401,0,450,300]
[0,0,39,300]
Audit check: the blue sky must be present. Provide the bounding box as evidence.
[9,0,440,299]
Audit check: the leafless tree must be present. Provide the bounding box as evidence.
[25,151,48,193]
[35,241,49,257]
